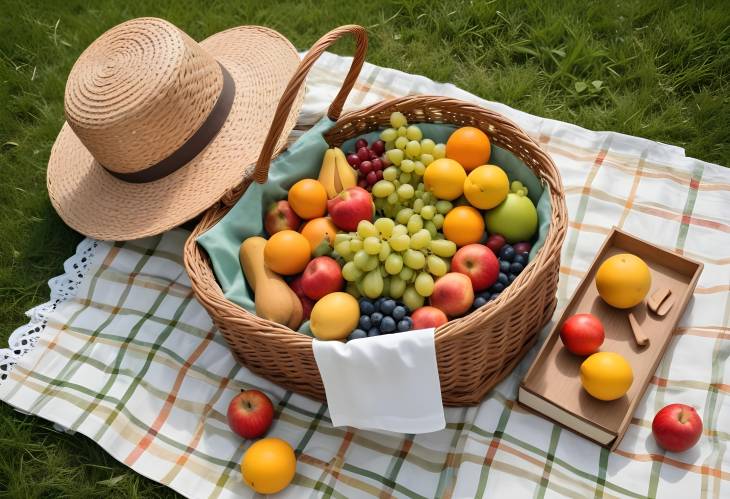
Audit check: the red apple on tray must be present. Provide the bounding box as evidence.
[559,313,605,356]
[429,273,474,317]
[327,186,374,231]
[289,276,315,320]
[411,306,449,329]
[301,256,344,300]
[451,244,499,291]
[227,389,275,439]
[264,200,301,236]
[652,403,703,452]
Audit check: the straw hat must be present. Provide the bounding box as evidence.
[47,17,305,240]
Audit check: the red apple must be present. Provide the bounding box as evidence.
[485,234,506,254]
[326,187,374,231]
[411,306,449,329]
[429,273,474,317]
[227,389,275,439]
[652,404,703,452]
[264,200,301,236]
[559,313,605,356]
[451,244,499,291]
[301,256,344,300]
[289,276,315,320]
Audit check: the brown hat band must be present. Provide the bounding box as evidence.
[104,63,236,184]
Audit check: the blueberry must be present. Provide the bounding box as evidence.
[380,316,396,333]
[510,262,524,274]
[498,272,509,285]
[392,305,407,321]
[348,329,367,340]
[360,299,375,315]
[473,296,487,308]
[397,318,412,332]
[359,315,372,330]
[499,260,510,273]
[508,273,517,283]
[514,254,527,266]
[477,291,491,300]
[490,292,500,301]
[491,282,505,293]
[380,299,396,315]
[367,327,380,337]
[499,245,515,261]
[371,312,383,326]
[375,297,386,309]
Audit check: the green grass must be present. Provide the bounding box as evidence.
[1,0,728,496]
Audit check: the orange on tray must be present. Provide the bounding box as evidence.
[288,179,327,219]
[300,217,338,253]
[264,230,311,275]
[443,206,485,247]
[446,126,491,172]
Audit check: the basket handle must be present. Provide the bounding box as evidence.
[253,25,368,184]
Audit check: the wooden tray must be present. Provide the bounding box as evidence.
[518,227,703,450]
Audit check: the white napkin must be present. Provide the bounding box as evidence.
[312,328,445,434]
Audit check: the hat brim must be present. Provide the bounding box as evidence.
[47,26,305,240]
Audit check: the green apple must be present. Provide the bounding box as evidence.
[485,182,538,243]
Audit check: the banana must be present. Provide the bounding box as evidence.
[317,148,338,198]
[333,147,358,191]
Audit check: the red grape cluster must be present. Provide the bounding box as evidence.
[346,138,389,190]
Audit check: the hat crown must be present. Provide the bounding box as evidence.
[64,17,223,173]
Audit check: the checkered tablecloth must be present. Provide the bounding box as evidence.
[1,52,728,498]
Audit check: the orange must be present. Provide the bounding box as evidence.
[463,165,509,209]
[446,126,491,171]
[581,352,633,401]
[423,158,467,201]
[300,217,338,253]
[442,206,485,247]
[288,179,328,219]
[264,230,311,275]
[240,438,296,494]
[595,253,651,309]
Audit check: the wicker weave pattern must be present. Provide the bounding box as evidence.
[184,27,567,406]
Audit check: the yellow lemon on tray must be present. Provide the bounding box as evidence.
[241,438,296,494]
[463,164,509,209]
[595,253,651,309]
[580,352,633,401]
[423,158,467,200]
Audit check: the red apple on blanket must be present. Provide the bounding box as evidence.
[411,306,449,329]
[451,244,499,291]
[289,276,315,320]
[429,273,474,317]
[227,389,275,439]
[652,403,703,452]
[301,256,344,300]
[326,187,374,231]
[264,200,301,236]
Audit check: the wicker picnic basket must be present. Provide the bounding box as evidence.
[184,25,568,405]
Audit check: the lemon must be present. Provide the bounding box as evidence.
[241,438,296,494]
[595,253,651,308]
[463,164,509,209]
[580,352,633,401]
[423,158,467,200]
[309,292,360,340]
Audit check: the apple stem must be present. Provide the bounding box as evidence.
[678,410,689,424]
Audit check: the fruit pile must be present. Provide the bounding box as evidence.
[242,111,541,342]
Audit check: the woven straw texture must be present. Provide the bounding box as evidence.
[47,18,305,241]
[185,27,568,406]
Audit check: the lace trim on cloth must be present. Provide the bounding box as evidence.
[0,238,98,384]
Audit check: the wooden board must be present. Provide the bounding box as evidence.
[519,227,703,450]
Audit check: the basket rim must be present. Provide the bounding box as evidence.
[184,93,567,345]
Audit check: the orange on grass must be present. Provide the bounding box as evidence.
[442,206,485,247]
[300,217,338,253]
[288,179,328,219]
[446,126,491,172]
[264,230,311,275]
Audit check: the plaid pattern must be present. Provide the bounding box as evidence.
[2,52,729,498]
